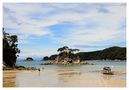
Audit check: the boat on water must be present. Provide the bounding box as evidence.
[102,66,114,75]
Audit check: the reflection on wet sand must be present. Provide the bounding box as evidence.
[57,70,82,83]
[3,69,126,87]
[3,70,17,87]
[57,70,81,75]
[102,75,113,80]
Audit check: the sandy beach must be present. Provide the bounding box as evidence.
[3,69,126,87]
[3,70,17,87]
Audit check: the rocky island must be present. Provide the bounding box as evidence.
[42,46,93,65]
[24,57,33,61]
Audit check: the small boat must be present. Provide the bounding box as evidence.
[102,66,114,75]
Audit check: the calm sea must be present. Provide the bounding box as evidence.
[16,60,126,73]
[15,60,126,87]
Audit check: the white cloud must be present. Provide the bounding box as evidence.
[4,3,125,35]
[3,3,53,36]
[47,3,126,47]
[19,47,57,58]
[51,27,125,47]
[3,3,126,57]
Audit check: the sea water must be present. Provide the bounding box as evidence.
[15,60,126,87]
[16,60,126,72]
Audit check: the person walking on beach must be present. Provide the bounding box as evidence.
[38,68,40,72]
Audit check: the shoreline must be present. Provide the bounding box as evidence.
[41,60,94,65]
[3,60,126,87]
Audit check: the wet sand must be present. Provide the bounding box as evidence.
[3,69,126,87]
[3,70,17,87]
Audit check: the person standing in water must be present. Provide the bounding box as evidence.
[38,68,40,76]
[38,68,40,72]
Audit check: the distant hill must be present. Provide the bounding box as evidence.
[77,46,126,60]
[43,46,126,61]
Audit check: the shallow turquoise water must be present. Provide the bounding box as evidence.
[16,60,126,72]
[15,60,126,87]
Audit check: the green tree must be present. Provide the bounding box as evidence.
[57,46,80,59]
[3,28,20,67]
[57,46,69,53]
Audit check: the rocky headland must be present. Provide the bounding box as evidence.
[42,46,94,65]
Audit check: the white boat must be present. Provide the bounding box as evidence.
[102,67,114,75]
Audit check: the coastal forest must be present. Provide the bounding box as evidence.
[3,28,20,67]
[44,46,126,61]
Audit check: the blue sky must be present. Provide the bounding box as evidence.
[3,3,126,58]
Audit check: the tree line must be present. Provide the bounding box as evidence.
[43,46,126,61]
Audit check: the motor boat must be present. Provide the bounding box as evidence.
[102,66,114,75]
